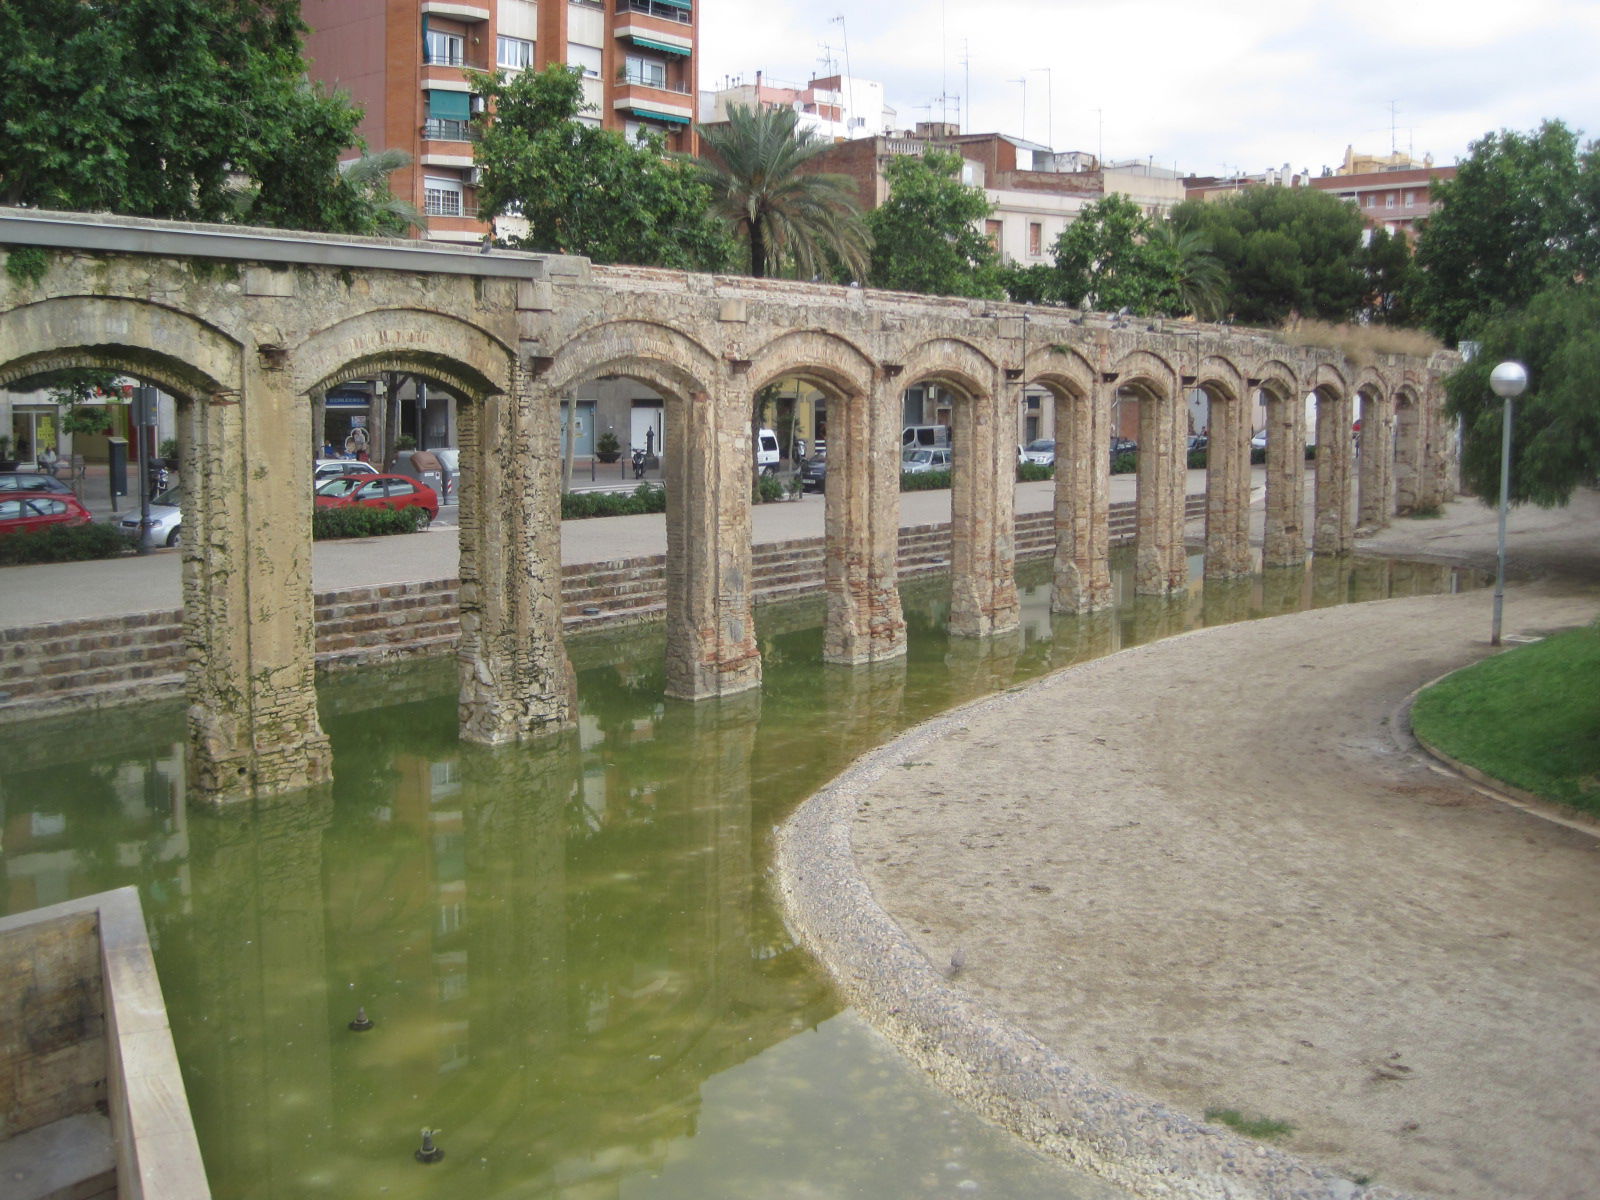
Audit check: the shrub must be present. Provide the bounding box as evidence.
[0,522,135,564]
[900,469,951,491]
[1017,462,1055,482]
[561,482,667,519]
[1250,446,1267,465]
[1111,451,1137,474]
[755,474,787,503]
[312,506,427,540]
[1187,449,1208,469]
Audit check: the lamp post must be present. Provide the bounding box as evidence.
[1488,360,1528,646]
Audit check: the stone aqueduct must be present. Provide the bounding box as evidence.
[0,210,1458,805]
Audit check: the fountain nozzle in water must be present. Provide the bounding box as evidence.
[348,1006,373,1031]
[416,1128,444,1163]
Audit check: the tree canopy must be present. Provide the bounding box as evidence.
[695,104,869,280]
[1169,186,1367,325]
[0,0,408,234]
[1412,120,1600,346]
[1445,284,1600,507]
[473,66,731,271]
[867,150,1002,299]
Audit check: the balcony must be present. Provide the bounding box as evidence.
[423,48,488,70]
[422,118,479,143]
[620,70,691,95]
[618,0,692,24]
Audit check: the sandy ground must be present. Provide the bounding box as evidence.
[778,490,1600,1200]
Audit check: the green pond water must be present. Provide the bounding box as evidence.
[0,552,1482,1199]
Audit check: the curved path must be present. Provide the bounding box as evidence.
[778,571,1600,1199]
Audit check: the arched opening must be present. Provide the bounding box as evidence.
[1310,381,1355,556]
[1192,377,1251,580]
[1122,371,1186,596]
[1257,377,1308,568]
[1394,388,1423,515]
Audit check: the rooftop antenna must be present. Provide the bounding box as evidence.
[817,42,838,78]
[829,15,856,133]
[1010,77,1027,141]
[1389,100,1399,156]
[961,39,970,133]
[1030,68,1052,149]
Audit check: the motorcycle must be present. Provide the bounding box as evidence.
[631,447,647,479]
[147,463,170,495]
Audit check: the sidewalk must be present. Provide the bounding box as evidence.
[0,469,1215,629]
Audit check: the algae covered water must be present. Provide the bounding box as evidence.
[0,554,1478,1198]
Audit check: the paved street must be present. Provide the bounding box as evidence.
[2,467,1217,628]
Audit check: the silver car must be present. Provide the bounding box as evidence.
[113,485,182,547]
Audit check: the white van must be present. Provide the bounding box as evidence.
[756,428,781,475]
[902,424,951,451]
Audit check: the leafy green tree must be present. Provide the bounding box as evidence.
[473,66,731,270]
[867,150,1002,298]
[1171,187,1367,325]
[1145,220,1228,320]
[695,104,869,279]
[1043,194,1180,315]
[1445,284,1600,507]
[1413,120,1599,346]
[1359,227,1415,326]
[0,0,399,234]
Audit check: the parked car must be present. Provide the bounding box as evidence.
[902,447,952,475]
[314,458,380,486]
[1187,434,1209,453]
[1110,436,1138,456]
[755,428,780,476]
[1021,438,1056,466]
[902,424,951,452]
[0,492,93,536]
[800,455,827,493]
[0,471,73,495]
[112,486,183,547]
[315,473,439,525]
[1250,429,1269,450]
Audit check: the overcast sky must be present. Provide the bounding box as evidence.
[698,0,1600,176]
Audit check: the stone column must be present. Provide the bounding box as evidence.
[1203,389,1253,579]
[457,375,575,744]
[1051,386,1112,612]
[184,341,331,805]
[948,380,1019,637]
[664,389,761,699]
[1421,376,1457,508]
[1393,396,1421,515]
[1357,391,1394,530]
[1134,385,1186,594]
[1262,389,1307,567]
[824,374,905,664]
[1312,388,1355,555]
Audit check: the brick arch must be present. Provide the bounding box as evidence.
[1024,344,1095,400]
[1194,354,1246,405]
[1307,359,1350,400]
[1352,366,1387,399]
[544,319,718,401]
[1249,358,1301,403]
[898,336,999,399]
[0,294,240,399]
[1110,348,1179,400]
[747,328,875,401]
[294,308,513,400]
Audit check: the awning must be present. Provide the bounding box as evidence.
[630,35,690,55]
[428,89,471,121]
[655,0,691,8]
[627,107,690,125]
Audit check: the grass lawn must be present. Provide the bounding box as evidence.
[1411,622,1600,818]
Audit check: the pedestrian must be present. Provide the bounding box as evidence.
[38,445,59,477]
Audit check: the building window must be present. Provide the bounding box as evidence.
[985,219,1002,251]
[1365,194,1376,207]
[425,29,464,66]
[624,55,667,88]
[496,35,533,69]
[567,43,602,78]
[1028,222,1042,256]
[1385,193,1395,208]
[424,176,464,217]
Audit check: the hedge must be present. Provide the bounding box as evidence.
[0,522,136,564]
[312,506,428,540]
[562,482,667,519]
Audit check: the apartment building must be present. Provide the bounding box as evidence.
[1309,153,1456,240]
[302,0,701,244]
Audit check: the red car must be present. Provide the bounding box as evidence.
[314,473,438,526]
[0,492,93,535]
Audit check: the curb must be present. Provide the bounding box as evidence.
[775,646,1414,1200]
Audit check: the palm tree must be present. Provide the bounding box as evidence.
[1147,221,1229,321]
[695,105,871,280]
